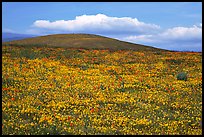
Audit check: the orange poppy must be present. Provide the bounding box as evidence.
[90,108,94,113]
[68,116,71,121]
[70,122,73,126]
[119,77,123,81]
[3,88,9,91]
[111,123,114,127]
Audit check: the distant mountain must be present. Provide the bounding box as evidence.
[2,32,37,42]
[2,33,169,51]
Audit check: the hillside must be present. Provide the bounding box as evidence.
[2,32,36,42]
[2,34,168,51]
[2,44,202,135]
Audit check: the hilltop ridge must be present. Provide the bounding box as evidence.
[3,33,168,51]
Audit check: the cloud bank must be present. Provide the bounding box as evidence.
[30,14,202,51]
[123,24,202,51]
[32,14,160,35]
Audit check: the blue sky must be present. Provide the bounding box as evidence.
[2,2,202,51]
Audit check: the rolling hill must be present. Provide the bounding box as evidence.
[2,33,168,51]
[2,32,36,42]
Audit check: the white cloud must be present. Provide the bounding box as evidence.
[158,25,202,41]
[122,24,202,51]
[26,28,52,36]
[32,14,160,35]
[122,35,157,43]
[3,28,16,33]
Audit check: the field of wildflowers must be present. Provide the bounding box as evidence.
[2,45,202,135]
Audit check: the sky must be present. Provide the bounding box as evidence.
[2,2,202,51]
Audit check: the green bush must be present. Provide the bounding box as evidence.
[19,48,38,60]
[177,72,187,81]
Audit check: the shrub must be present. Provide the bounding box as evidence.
[177,72,187,81]
[166,59,182,65]
[19,48,37,59]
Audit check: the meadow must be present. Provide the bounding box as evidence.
[2,45,202,135]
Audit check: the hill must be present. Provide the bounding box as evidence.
[2,33,168,51]
[2,32,36,42]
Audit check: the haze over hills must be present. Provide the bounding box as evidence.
[2,32,37,42]
[2,33,169,51]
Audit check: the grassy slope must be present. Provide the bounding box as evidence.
[3,34,168,51]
